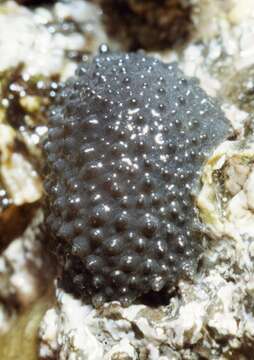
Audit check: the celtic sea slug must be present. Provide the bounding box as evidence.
[44,48,230,306]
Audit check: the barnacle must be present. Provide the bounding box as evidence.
[44,49,230,306]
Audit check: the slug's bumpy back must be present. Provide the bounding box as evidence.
[44,51,230,306]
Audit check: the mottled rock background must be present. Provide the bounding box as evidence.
[0,0,254,359]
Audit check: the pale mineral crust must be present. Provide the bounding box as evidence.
[0,0,254,359]
[0,210,53,335]
[39,1,254,359]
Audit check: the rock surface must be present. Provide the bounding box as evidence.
[39,1,254,359]
[0,0,254,359]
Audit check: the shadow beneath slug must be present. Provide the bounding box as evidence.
[138,287,178,308]
[58,267,177,309]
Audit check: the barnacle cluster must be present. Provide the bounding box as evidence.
[91,0,192,50]
[44,50,230,306]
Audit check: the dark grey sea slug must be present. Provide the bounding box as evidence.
[44,49,230,306]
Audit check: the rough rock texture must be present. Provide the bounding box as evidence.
[44,50,230,306]
[39,1,254,360]
[0,210,53,334]
[91,0,192,50]
[0,0,109,78]
[0,0,254,359]
[0,126,42,253]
